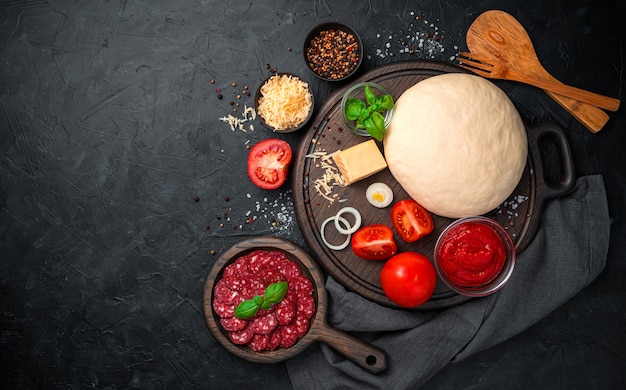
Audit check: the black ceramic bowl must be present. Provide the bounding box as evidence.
[303,22,363,82]
[254,72,314,133]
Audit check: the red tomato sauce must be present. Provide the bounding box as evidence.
[436,221,506,287]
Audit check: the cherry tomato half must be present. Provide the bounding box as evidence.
[247,138,292,190]
[380,252,437,308]
[391,199,434,242]
[351,224,397,261]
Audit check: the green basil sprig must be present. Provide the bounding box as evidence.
[344,84,394,142]
[233,281,288,319]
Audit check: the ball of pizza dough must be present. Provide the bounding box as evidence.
[383,73,527,218]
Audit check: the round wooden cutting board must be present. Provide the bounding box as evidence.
[292,60,574,310]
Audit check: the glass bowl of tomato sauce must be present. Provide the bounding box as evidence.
[434,216,516,297]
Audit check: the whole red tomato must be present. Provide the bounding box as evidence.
[351,224,397,261]
[247,138,292,190]
[380,252,437,307]
[391,199,434,242]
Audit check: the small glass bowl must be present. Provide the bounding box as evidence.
[340,82,394,136]
[434,216,516,297]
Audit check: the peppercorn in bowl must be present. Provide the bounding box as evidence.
[304,22,363,81]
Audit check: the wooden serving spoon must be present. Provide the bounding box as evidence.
[466,10,611,133]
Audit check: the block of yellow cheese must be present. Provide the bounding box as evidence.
[332,139,388,185]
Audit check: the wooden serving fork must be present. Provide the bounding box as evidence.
[465,10,616,133]
[457,52,620,112]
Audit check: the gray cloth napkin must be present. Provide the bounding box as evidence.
[286,174,610,390]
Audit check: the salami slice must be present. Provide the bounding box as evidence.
[249,333,270,352]
[259,268,284,285]
[223,274,266,298]
[213,301,235,319]
[220,316,248,332]
[275,298,296,325]
[260,251,281,270]
[297,294,316,318]
[279,322,299,348]
[247,250,268,273]
[294,313,310,337]
[213,279,243,305]
[250,312,278,335]
[229,325,254,345]
[267,328,282,351]
[223,255,250,279]
[291,275,314,298]
[277,258,301,279]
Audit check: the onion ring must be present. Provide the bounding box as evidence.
[334,207,362,235]
[321,215,352,251]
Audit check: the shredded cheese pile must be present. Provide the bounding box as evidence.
[306,151,347,204]
[257,74,312,131]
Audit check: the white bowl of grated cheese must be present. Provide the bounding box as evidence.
[255,73,315,133]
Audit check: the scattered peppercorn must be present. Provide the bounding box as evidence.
[210,79,215,84]
[217,93,223,99]
[193,196,200,202]
[210,249,216,255]
[231,82,237,87]
[306,29,360,80]
[224,196,230,202]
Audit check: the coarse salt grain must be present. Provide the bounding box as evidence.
[374,11,447,60]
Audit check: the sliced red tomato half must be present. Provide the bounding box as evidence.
[247,138,292,190]
[351,224,397,261]
[391,199,434,242]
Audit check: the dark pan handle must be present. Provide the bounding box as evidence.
[311,318,388,374]
[517,122,576,251]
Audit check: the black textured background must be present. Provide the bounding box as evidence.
[1,0,625,389]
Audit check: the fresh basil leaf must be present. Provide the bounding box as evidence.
[355,117,365,129]
[364,84,376,105]
[367,103,381,114]
[377,95,394,111]
[365,114,386,142]
[371,111,386,133]
[260,301,272,310]
[253,295,264,305]
[345,98,366,121]
[234,299,260,319]
[264,281,288,304]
